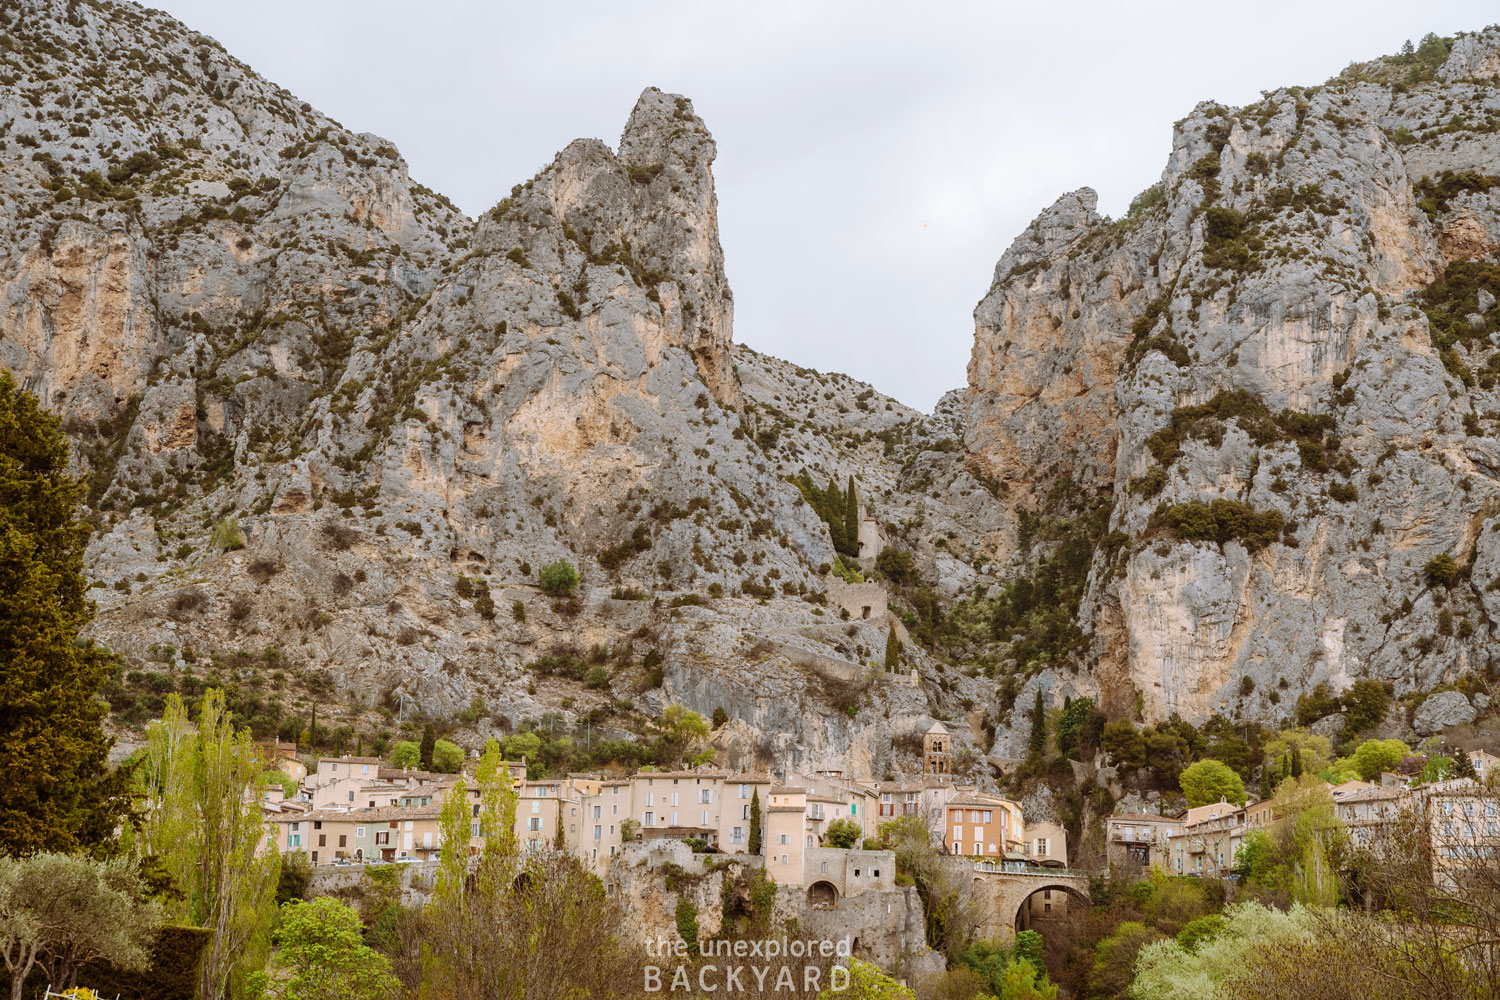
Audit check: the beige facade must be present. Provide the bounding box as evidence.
[765,787,808,884]
[946,793,1025,857]
[1167,801,1245,875]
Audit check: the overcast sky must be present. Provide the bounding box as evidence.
[152,1,1494,412]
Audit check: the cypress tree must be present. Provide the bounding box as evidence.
[1028,689,1047,758]
[884,628,899,672]
[0,371,129,854]
[843,476,860,557]
[824,478,846,554]
[1290,746,1303,778]
[420,723,436,771]
[748,790,762,855]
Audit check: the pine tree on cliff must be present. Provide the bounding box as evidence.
[1290,747,1303,778]
[420,723,436,771]
[748,789,762,855]
[842,476,860,557]
[1028,690,1047,759]
[884,628,899,672]
[0,371,130,854]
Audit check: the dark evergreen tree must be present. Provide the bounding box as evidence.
[1290,746,1304,778]
[0,371,129,854]
[842,476,860,557]
[824,478,847,554]
[884,628,899,672]
[748,790,762,854]
[1028,689,1047,759]
[419,723,436,771]
[1453,748,1477,780]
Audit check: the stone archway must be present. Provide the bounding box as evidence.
[1011,883,1089,932]
[807,880,839,908]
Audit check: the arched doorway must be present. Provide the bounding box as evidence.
[1012,883,1089,932]
[806,880,839,908]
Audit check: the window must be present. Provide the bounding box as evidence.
[357,827,366,838]
[528,818,541,832]
[740,784,750,799]
[873,869,880,877]
[779,834,789,846]
[953,825,963,841]
[595,825,602,840]
[670,792,679,807]
[983,810,992,823]
[290,834,302,848]
[645,812,655,827]
[471,822,480,838]
[375,832,390,846]
[362,765,370,775]
[781,855,788,865]
[594,806,601,819]
[821,861,829,873]
[700,789,713,804]
[701,810,710,826]
[338,835,347,848]
[732,827,744,844]
[742,805,751,819]
[318,835,327,847]
[953,842,960,855]
[312,851,318,862]
[1036,837,1049,857]
[348,791,355,802]
[972,843,980,856]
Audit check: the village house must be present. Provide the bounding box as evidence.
[1105,813,1180,869]
[946,792,1025,857]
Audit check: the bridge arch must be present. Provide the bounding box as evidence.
[1010,882,1089,931]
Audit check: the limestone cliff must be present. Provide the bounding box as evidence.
[968,27,1500,745]
[0,0,998,778]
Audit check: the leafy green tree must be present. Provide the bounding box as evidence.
[1055,697,1099,756]
[0,853,159,999]
[389,740,421,768]
[431,739,464,773]
[539,558,579,596]
[1352,739,1409,780]
[657,704,710,767]
[884,628,900,672]
[711,706,728,728]
[823,818,862,849]
[252,897,400,1000]
[1090,920,1163,1000]
[820,957,914,999]
[501,730,542,764]
[1421,755,1453,783]
[748,790,762,854]
[133,691,281,1000]
[0,372,129,855]
[1179,759,1247,806]
[1262,729,1333,776]
[419,724,436,770]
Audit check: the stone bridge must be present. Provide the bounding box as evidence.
[963,860,1091,941]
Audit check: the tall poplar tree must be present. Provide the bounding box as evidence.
[748,790,762,855]
[0,370,128,855]
[134,691,280,1000]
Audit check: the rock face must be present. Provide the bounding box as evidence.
[968,26,1500,731]
[0,0,1007,777]
[6,0,1499,771]
[1413,690,1477,735]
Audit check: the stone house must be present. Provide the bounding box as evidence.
[1104,813,1180,869]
